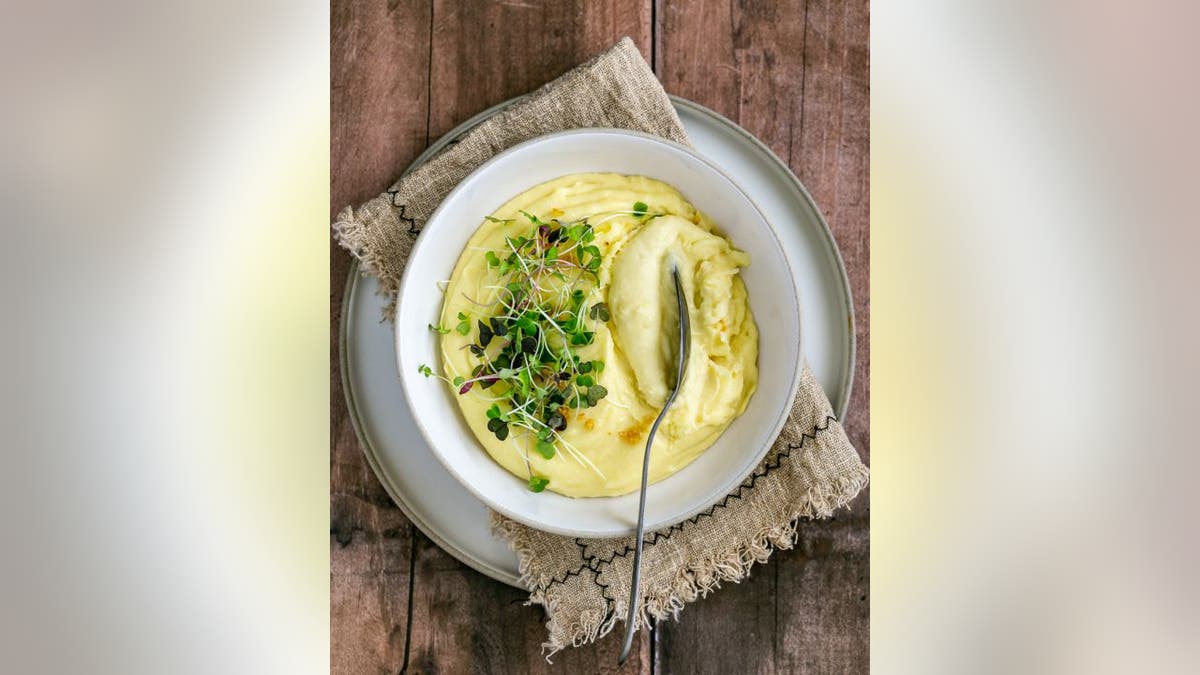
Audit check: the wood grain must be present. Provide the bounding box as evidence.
[406,532,651,674]
[331,1,869,672]
[775,518,870,674]
[427,0,652,140]
[792,0,870,473]
[331,1,431,673]
[331,0,433,218]
[653,518,868,674]
[655,0,869,672]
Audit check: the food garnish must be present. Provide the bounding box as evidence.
[421,204,657,491]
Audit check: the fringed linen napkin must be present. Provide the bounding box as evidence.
[333,37,868,656]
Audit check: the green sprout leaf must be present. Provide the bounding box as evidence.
[417,364,433,378]
[535,440,556,459]
[487,417,510,441]
[528,475,549,492]
[428,323,450,335]
[633,201,648,216]
[486,403,502,419]
[586,384,608,407]
[589,302,610,322]
[520,336,537,354]
[579,245,602,271]
[515,314,537,335]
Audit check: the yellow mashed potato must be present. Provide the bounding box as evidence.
[439,173,758,497]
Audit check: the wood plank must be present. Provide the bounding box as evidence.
[332,0,434,217]
[406,532,652,674]
[775,518,870,674]
[655,0,740,119]
[656,0,869,672]
[792,0,870,478]
[653,522,869,675]
[776,6,871,669]
[656,562,778,675]
[329,446,415,674]
[428,0,653,140]
[331,1,433,673]
[398,3,657,672]
[654,520,869,674]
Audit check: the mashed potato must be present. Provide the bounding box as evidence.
[439,173,758,497]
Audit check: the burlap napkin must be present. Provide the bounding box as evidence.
[333,37,868,656]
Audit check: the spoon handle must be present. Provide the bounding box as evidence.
[618,267,690,664]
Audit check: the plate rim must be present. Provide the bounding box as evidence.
[337,94,855,587]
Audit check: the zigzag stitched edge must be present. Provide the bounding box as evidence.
[385,191,421,235]
[542,414,837,589]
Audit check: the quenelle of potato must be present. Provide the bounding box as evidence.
[438,173,758,497]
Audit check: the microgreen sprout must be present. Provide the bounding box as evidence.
[425,204,668,491]
[455,311,471,336]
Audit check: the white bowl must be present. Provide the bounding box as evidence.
[395,129,801,538]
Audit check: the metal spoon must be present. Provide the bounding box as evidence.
[618,266,691,665]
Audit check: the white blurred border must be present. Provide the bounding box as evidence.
[874,1,1198,673]
[1,2,328,673]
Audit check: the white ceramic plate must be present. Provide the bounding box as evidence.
[394,129,802,538]
[340,97,854,585]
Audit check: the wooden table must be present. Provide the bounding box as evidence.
[332,2,868,671]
